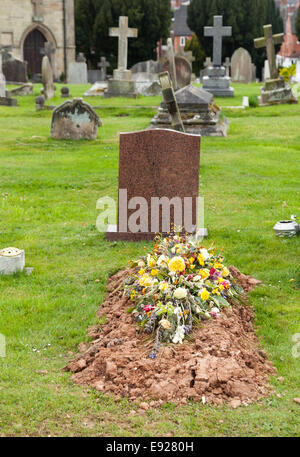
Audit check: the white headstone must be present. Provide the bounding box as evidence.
[295,60,300,83]
[0,53,6,97]
[242,96,249,107]
[264,60,270,81]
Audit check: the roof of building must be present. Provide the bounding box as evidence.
[173,3,193,37]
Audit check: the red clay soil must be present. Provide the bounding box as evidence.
[65,267,276,408]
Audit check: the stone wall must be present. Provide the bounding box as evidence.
[0,0,75,79]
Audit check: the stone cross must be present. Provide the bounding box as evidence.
[32,0,43,19]
[167,38,178,90]
[204,16,232,67]
[109,16,138,71]
[204,57,212,68]
[185,51,195,66]
[223,57,231,76]
[254,24,284,80]
[158,71,184,133]
[97,57,110,80]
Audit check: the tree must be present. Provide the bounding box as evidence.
[296,6,300,41]
[184,34,205,76]
[75,0,171,69]
[187,0,283,76]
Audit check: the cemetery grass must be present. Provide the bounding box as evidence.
[0,83,299,437]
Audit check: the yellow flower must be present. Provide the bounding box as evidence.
[199,269,210,280]
[214,262,223,270]
[160,319,171,330]
[199,288,210,301]
[190,264,195,270]
[212,288,220,295]
[189,257,195,264]
[139,269,145,275]
[151,269,158,276]
[222,267,230,277]
[139,275,154,287]
[159,281,169,293]
[219,284,224,292]
[147,255,156,267]
[198,254,205,266]
[168,256,186,273]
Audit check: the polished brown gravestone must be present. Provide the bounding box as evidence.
[106,129,201,241]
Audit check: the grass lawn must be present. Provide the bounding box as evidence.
[0,83,299,437]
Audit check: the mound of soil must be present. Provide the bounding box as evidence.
[65,268,276,407]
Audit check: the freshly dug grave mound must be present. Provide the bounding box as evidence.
[65,268,276,407]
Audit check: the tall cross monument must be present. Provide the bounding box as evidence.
[105,16,138,97]
[204,16,232,67]
[109,16,138,73]
[254,24,284,80]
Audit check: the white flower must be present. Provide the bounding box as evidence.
[210,307,220,316]
[200,248,210,261]
[157,255,168,268]
[173,287,188,299]
[193,275,201,282]
[138,260,145,268]
[173,306,181,315]
[172,325,185,344]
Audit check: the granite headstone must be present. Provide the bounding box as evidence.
[106,129,201,241]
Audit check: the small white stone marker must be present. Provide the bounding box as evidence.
[242,96,249,107]
[0,247,25,275]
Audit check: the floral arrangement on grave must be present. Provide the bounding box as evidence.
[124,232,243,358]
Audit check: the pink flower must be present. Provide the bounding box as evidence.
[144,304,154,313]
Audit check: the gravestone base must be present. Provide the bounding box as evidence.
[106,225,206,242]
[150,84,229,137]
[150,110,229,137]
[104,79,138,98]
[259,78,298,106]
[0,96,18,106]
[202,66,234,97]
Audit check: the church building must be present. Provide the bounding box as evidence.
[0,0,75,79]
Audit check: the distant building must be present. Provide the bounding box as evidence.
[275,0,300,64]
[0,0,75,80]
[172,1,193,53]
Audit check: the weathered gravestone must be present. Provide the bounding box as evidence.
[106,129,201,241]
[151,80,229,137]
[254,25,297,105]
[132,72,161,96]
[7,83,33,97]
[163,38,192,89]
[2,51,28,83]
[68,53,88,84]
[105,16,138,98]
[263,60,270,81]
[42,55,55,100]
[98,57,110,81]
[294,60,300,83]
[51,98,102,140]
[223,57,231,77]
[200,57,212,82]
[231,48,252,83]
[84,82,108,97]
[202,16,234,97]
[0,51,18,106]
[157,71,184,132]
[131,60,162,74]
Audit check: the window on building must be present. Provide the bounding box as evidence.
[180,36,186,47]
